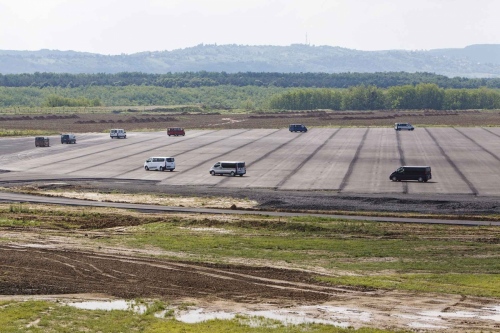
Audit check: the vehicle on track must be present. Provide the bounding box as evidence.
[210,161,246,176]
[144,157,175,171]
[390,166,431,182]
[60,133,76,144]
[394,123,414,131]
[167,127,185,136]
[110,129,126,139]
[35,136,50,147]
[289,124,308,132]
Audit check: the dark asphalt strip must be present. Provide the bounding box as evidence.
[454,128,500,163]
[338,128,369,192]
[395,130,408,194]
[424,128,478,195]
[276,128,341,189]
[166,129,279,179]
[68,130,222,175]
[0,191,497,226]
[25,135,169,171]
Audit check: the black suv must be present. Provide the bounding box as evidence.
[289,124,307,132]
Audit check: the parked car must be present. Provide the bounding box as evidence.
[390,166,431,182]
[110,129,126,139]
[35,136,50,147]
[394,123,414,131]
[144,157,175,171]
[289,124,308,132]
[60,133,76,144]
[209,161,246,176]
[167,127,185,136]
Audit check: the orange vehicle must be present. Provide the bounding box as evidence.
[167,127,185,136]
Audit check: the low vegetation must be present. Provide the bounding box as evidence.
[0,300,393,333]
[1,203,498,298]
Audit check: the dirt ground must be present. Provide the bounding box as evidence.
[0,181,500,331]
[1,229,499,332]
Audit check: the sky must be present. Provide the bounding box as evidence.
[0,0,499,55]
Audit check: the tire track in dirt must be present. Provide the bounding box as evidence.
[276,128,341,189]
[339,128,369,192]
[424,128,477,195]
[0,245,352,301]
[395,130,408,194]
[67,130,222,175]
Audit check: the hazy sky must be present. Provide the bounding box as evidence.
[1,0,498,55]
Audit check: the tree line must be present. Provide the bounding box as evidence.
[269,84,500,110]
[1,83,499,111]
[2,71,500,89]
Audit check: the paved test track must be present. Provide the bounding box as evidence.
[1,128,500,196]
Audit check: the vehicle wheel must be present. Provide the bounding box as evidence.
[230,171,235,177]
[239,174,243,177]
[418,177,424,182]
[145,166,149,171]
[210,171,215,176]
[424,179,428,182]
[391,176,397,182]
[170,169,173,172]
[159,166,164,171]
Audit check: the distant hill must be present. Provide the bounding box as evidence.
[1,44,500,78]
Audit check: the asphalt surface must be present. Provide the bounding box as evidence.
[1,128,500,224]
[1,128,500,195]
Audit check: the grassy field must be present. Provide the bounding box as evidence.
[1,203,498,298]
[1,202,499,332]
[0,299,395,333]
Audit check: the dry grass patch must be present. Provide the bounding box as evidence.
[3,187,258,209]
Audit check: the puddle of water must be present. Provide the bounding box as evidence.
[67,300,146,313]
[176,308,235,323]
[174,305,368,328]
[65,299,500,330]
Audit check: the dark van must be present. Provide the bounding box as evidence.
[289,124,307,132]
[35,136,50,147]
[390,166,432,182]
[61,133,76,144]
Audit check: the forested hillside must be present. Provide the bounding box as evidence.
[2,72,500,89]
[1,44,500,77]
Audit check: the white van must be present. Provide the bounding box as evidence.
[394,123,414,131]
[144,157,175,171]
[209,161,246,176]
[110,129,127,139]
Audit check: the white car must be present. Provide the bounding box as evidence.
[110,129,127,139]
[394,123,414,131]
[144,157,175,171]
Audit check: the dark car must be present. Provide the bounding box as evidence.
[167,127,185,136]
[390,166,432,182]
[289,124,307,132]
[61,133,76,144]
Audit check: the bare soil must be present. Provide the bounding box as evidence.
[1,232,499,332]
[1,109,500,132]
